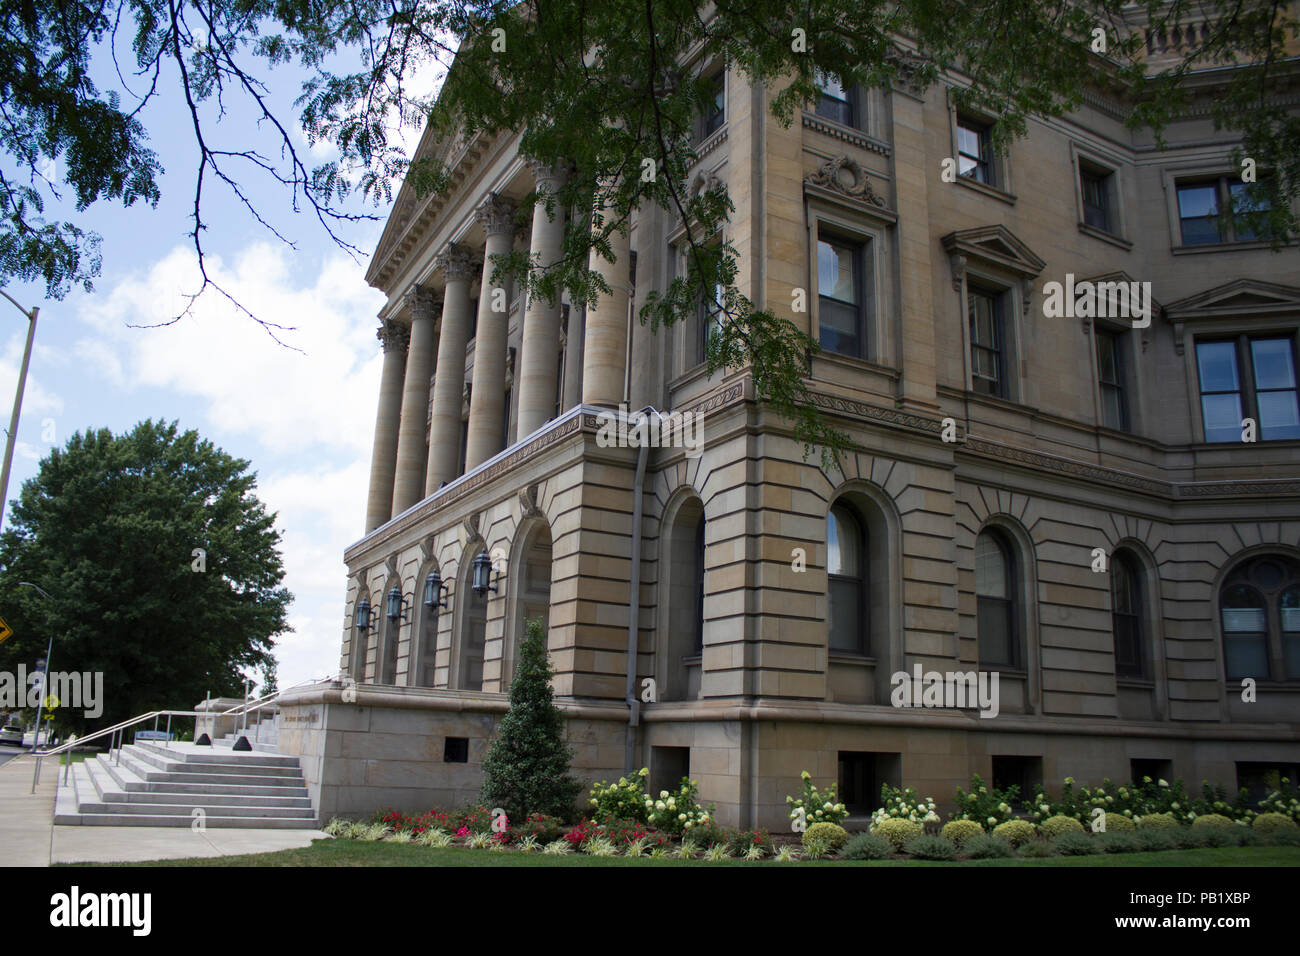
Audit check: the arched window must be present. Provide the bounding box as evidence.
[459,547,488,691]
[828,503,866,653]
[1220,555,1300,681]
[1111,551,1145,679]
[692,517,705,655]
[411,566,441,688]
[662,496,705,702]
[507,524,553,686]
[976,529,1017,668]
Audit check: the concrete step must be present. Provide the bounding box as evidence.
[132,740,297,769]
[95,754,308,798]
[85,758,310,808]
[124,745,303,781]
[55,810,318,828]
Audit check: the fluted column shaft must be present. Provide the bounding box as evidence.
[465,194,517,470]
[425,245,477,492]
[391,286,442,516]
[516,162,568,438]
[582,183,631,407]
[364,320,409,533]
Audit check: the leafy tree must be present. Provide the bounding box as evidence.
[480,617,581,822]
[0,419,291,734]
[3,1,1297,459]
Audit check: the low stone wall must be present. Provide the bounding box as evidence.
[275,682,628,823]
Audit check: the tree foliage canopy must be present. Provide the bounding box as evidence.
[2,0,1297,456]
[0,419,291,731]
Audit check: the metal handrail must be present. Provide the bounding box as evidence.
[25,673,337,792]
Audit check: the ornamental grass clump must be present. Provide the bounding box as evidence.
[872,817,923,850]
[940,819,984,848]
[992,819,1037,847]
[703,843,732,862]
[963,834,1014,859]
[786,770,849,830]
[581,836,618,856]
[1134,828,1177,852]
[542,839,572,855]
[773,845,801,863]
[1095,831,1140,854]
[904,834,957,860]
[1017,839,1057,858]
[1040,814,1085,839]
[323,818,350,837]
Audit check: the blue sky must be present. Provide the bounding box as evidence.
[1,40,445,692]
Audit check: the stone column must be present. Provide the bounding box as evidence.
[391,285,442,517]
[516,161,568,439]
[364,320,409,533]
[582,184,631,407]
[465,193,517,470]
[425,244,477,493]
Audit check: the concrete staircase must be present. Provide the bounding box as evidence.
[54,739,316,828]
[211,713,282,754]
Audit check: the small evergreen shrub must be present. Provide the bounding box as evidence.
[1017,840,1057,858]
[1199,826,1238,848]
[872,817,923,850]
[963,834,1014,859]
[1252,812,1298,836]
[1267,827,1300,846]
[1041,814,1085,838]
[1054,832,1100,855]
[841,833,894,860]
[803,822,849,856]
[1136,812,1178,828]
[1134,828,1177,852]
[1175,828,1211,849]
[904,834,957,860]
[993,819,1037,847]
[1095,831,1139,854]
[1191,813,1235,829]
[1102,812,1135,832]
[940,819,984,848]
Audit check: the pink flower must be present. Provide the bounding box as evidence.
[456,826,469,837]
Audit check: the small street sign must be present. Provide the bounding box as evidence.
[0,615,11,644]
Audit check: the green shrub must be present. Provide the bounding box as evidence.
[963,834,1014,859]
[904,834,957,860]
[803,822,849,856]
[646,778,714,837]
[587,770,650,824]
[1054,832,1100,855]
[1095,831,1139,854]
[1041,814,1085,838]
[1252,812,1298,836]
[1191,813,1235,829]
[1102,812,1135,832]
[872,817,923,850]
[787,770,849,829]
[1267,826,1300,847]
[940,819,984,848]
[951,772,1019,829]
[1200,826,1238,848]
[1135,828,1178,852]
[1175,828,1211,849]
[841,833,894,860]
[1233,827,1262,846]
[480,619,582,821]
[1136,812,1178,828]
[1017,839,1057,858]
[993,819,1037,847]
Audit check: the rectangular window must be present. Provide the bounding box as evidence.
[817,235,866,359]
[1080,165,1112,232]
[815,71,859,128]
[992,756,1042,796]
[968,288,1006,398]
[443,737,469,763]
[1096,329,1129,430]
[696,281,725,365]
[1197,335,1300,442]
[957,115,994,186]
[1178,177,1273,245]
[698,73,725,141]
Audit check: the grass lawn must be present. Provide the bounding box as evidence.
[73,839,1300,867]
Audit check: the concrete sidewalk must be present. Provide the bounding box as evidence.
[0,757,328,866]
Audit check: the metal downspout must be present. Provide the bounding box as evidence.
[624,408,654,773]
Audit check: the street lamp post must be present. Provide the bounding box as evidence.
[0,289,39,534]
[19,582,54,752]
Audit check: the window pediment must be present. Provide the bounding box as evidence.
[941,225,1045,279]
[1164,279,1300,354]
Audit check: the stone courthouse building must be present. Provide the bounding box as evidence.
[277,11,1300,827]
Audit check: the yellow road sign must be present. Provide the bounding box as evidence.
[0,615,10,644]
[43,695,60,710]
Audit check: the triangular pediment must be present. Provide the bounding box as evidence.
[1076,270,1165,320]
[1164,279,1300,320]
[941,225,1045,277]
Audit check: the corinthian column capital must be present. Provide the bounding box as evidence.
[404,285,442,323]
[434,243,477,283]
[475,193,517,237]
[525,158,570,194]
[377,319,410,353]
